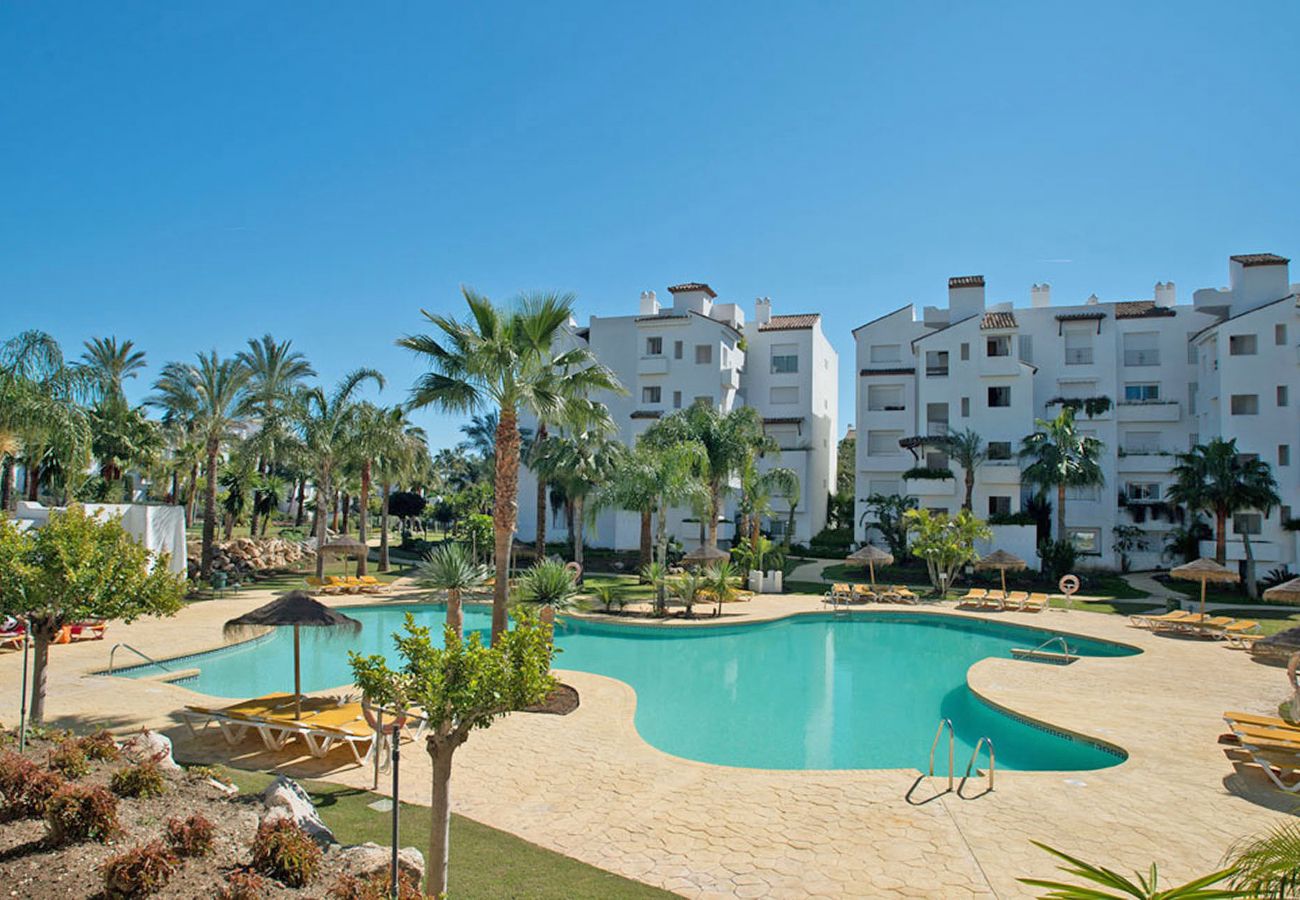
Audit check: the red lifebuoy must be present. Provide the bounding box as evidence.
[361,695,407,734]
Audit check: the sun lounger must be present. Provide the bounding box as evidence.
[325,576,361,593]
[67,621,107,641]
[1225,711,1300,733]
[889,585,920,605]
[1224,720,1300,791]
[957,588,986,608]
[1023,593,1049,612]
[978,590,1006,610]
[1149,613,1210,634]
[1129,609,1194,629]
[1225,632,1266,650]
[358,575,390,593]
[0,630,26,650]
[1001,591,1030,611]
[852,584,878,603]
[304,576,340,595]
[826,583,853,605]
[1203,619,1260,640]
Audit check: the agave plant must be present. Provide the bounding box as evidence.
[416,542,489,640]
[1018,841,1238,899]
[668,570,709,619]
[640,561,669,617]
[706,561,741,617]
[515,558,580,618]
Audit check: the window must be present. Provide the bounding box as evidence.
[867,384,905,411]
[641,386,661,404]
[645,336,662,356]
[960,397,970,418]
[1230,394,1259,415]
[1189,382,1198,415]
[866,430,902,457]
[1277,324,1289,346]
[1064,325,1094,365]
[1187,337,1198,365]
[986,336,1011,357]
[720,346,729,368]
[1282,505,1293,524]
[987,386,1011,408]
[987,441,1012,461]
[925,350,949,377]
[1233,513,1262,536]
[1124,431,1160,454]
[1065,484,1100,501]
[767,519,788,538]
[926,403,949,435]
[770,386,799,405]
[1123,331,1160,366]
[771,344,799,374]
[695,344,712,365]
[988,496,1012,516]
[867,479,900,497]
[673,341,683,360]
[1018,335,1033,363]
[1066,528,1101,555]
[959,342,970,361]
[693,395,712,407]
[1124,383,1160,402]
[1125,482,1161,501]
[925,449,949,469]
[1280,445,1291,467]
[869,344,901,364]
[672,390,682,409]
[1228,334,1257,356]
[1279,385,1289,407]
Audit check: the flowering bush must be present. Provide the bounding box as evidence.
[165,813,216,858]
[101,840,178,898]
[48,741,91,778]
[216,870,268,900]
[251,818,322,887]
[77,729,121,762]
[111,762,168,799]
[45,782,120,843]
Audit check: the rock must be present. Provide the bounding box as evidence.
[261,775,335,847]
[119,729,181,772]
[338,842,425,884]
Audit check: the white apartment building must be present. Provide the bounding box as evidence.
[853,253,1299,572]
[517,282,839,551]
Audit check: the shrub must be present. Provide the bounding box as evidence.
[165,813,216,858]
[101,840,178,898]
[987,511,1037,526]
[0,752,65,817]
[78,729,121,762]
[251,818,322,887]
[45,782,120,843]
[329,870,425,900]
[217,870,268,900]
[48,740,91,778]
[1038,539,1079,583]
[111,762,168,799]
[902,466,954,480]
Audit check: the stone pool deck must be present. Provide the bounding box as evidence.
[0,581,1293,898]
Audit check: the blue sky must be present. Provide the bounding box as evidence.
[3,2,1299,449]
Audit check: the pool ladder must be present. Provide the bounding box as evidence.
[1009,635,1077,664]
[927,718,995,798]
[107,643,173,676]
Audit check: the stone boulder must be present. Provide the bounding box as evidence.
[337,842,425,884]
[260,775,335,848]
[119,728,181,772]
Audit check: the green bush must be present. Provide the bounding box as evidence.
[165,813,216,858]
[217,870,268,900]
[902,466,954,480]
[45,782,120,843]
[328,871,425,900]
[0,752,65,818]
[111,762,168,799]
[48,741,91,778]
[1037,539,1078,583]
[251,818,322,887]
[987,511,1036,526]
[77,730,121,762]
[101,839,178,898]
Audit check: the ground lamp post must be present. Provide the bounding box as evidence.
[975,549,1027,596]
[223,591,361,719]
[848,543,893,590]
[1170,557,1239,618]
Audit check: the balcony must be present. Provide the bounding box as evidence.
[902,468,957,497]
[981,461,1022,484]
[925,421,950,436]
[1123,350,1161,367]
[1064,348,1094,366]
[721,367,740,390]
[925,366,949,378]
[979,355,1022,377]
[1117,450,1174,472]
[1117,400,1182,423]
[637,356,669,376]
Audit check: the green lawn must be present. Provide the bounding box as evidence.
[212,766,672,899]
[187,559,417,601]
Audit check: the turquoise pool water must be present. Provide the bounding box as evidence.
[125,605,1137,772]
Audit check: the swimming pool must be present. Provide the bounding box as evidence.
[122,605,1137,772]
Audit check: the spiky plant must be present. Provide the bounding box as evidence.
[706,561,741,616]
[514,558,579,614]
[1018,841,1238,899]
[640,561,669,617]
[1226,822,1300,899]
[589,582,619,614]
[416,543,488,640]
[668,570,708,619]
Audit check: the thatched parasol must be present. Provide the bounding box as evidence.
[681,544,729,568]
[975,549,1028,595]
[1264,577,1300,605]
[224,591,361,719]
[319,535,369,577]
[848,544,894,588]
[1170,557,1239,617]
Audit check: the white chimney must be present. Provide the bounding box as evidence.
[755,297,772,325]
[1154,281,1176,308]
[639,290,659,316]
[1086,293,1099,305]
[947,275,986,319]
[1030,283,1051,308]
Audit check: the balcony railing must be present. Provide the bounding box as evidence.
[1064,348,1093,365]
[1123,350,1161,367]
[926,367,949,377]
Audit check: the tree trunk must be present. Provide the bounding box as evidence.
[357,462,371,576]
[446,587,463,640]
[1056,483,1067,542]
[707,484,721,548]
[1215,507,1227,564]
[534,422,548,558]
[26,461,39,501]
[200,439,220,579]
[223,508,234,540]
[572,494,585,579]
[1,458,13,513]
[168,469,179,506]
[963,470,975,511]
[426,742,456,899]
[340,491,350,535]
[655,503,669,615]
[750,512,760,552]
[294,477,306,527]
[315,469,329,578]
[491,407,521,643]
[786,503,797,547]
[331,489,340,532]
[379,483,391,572]
[1243,531,1258,599]
[186,462,199,527]
[29,626,52,724]
[638,508,652,571]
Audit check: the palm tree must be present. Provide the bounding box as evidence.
[1227,820,1300,898]
[416,542,488,640]
[668,569,709,618]
[79,336,147,403]
[367,405,427,572]
[150,353,253,577]
[943,428,986,511]
[737,458,798,550]
[297,369,385,577]
[1167,438,1280,567]
[1018,407,1104,541]
[514,557,580,622]
[652,405,771,550]
[706,561,741,617]
[529,431,623,578]
[399,289,622,642]
[149,365,203,521]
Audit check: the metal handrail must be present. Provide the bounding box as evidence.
[929,718,955,791]
[959,736,996,796]
[107,643,172,676]
[1031,636,1074,656]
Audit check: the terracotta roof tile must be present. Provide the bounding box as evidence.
[1230,253,1289,268]
[1054,311,1107,321]
[1115,300,1175,319]
[980,311,1017,330]
[763,416,805,426]
[948,275,985,288]
[667,282,718,298]
[758,313,820,332]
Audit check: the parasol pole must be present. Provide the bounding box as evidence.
[869,561,876,589]
[1199,579,1207,619]
[1001,567,1007,595]
[293,624,301,719]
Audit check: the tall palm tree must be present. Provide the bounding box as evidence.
[1018,407,1104,541]
[737,457,798,550]
[79,336,147,403]
[398,289,622,642]
[1167,438,1280,566]
[237,335,315,534]
[653,404,772,550]
[150,353,253,578]
[149,362,203,522]
[372,406,428,572]
[297,369,384,577]
[943,427,986,512]
[530,430,623,576]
